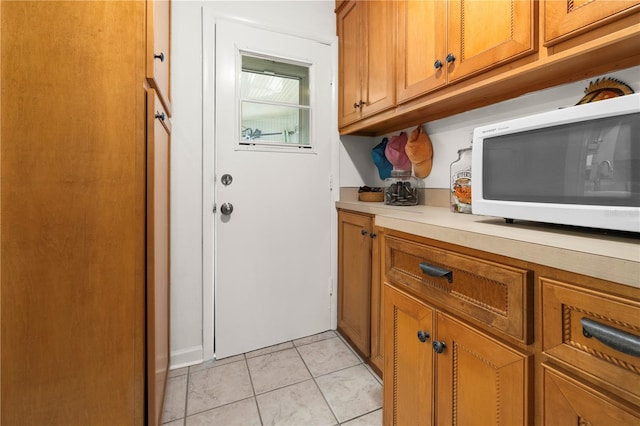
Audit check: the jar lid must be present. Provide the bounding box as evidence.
[390,169,411,177]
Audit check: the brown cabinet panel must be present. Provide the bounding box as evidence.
[383,284,434,426]
[1,1,147,423]
[337,211,373,356]
[337,1,395,127]
[396,0,446,102]
[147,0,172,114]
[337,1,362,127]
[544,0,640,46]
[448,0,535,81]
[385,235,532,343]
[147,90,171,426]
[543,365,640,425]
[435,312,530,426]
[541,278,640,404]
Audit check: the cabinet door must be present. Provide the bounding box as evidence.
[147,0,171,113]
[435,312,530,426]
[360,0,395,118]
[544,0,640,46]
[384,285,434,426]
[543,365,640,425]
[337,1,363,127]
[396,0,446,102]
[447,0,534,82]
[369,227,383,374]
[147,90,171,426]
[337,211,372,356]
[1,2,146,424]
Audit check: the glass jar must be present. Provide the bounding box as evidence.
[385,170,419,206]
[450,147,472,213]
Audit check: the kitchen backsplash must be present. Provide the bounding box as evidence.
[339,65,640,191]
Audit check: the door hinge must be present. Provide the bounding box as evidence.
[213,203,217,213]
[329,277,333,296]
[329,175,333,191]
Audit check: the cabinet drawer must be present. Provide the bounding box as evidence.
[542,278,640,404]
[384,235,532,343]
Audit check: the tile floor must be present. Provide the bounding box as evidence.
[162,330,383,426]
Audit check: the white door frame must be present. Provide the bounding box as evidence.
[201,7,340,361]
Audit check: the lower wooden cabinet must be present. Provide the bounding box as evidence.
[384,284,530,426]
[543,365,640,425]
[337,209,384,374]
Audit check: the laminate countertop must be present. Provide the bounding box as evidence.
[336,200,640,289]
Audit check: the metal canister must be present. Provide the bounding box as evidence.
[450,147,472,213]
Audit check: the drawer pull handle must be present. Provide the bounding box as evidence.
[419,262,453,283]
[581,317,640,357]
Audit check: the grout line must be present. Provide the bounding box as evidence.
[182,368,190,426]
[294,344,340,425]
[244,353,265,425]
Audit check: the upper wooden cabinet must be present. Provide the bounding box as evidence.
[397,0,534,103]
[336,0,640,135]
[544,0,640,46]
[147,0,171,114]
[337,0,395,127]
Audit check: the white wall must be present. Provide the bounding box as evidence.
[171,0,336,367]
[339,66,640,189]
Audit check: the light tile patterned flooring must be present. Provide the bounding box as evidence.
[162,330,383,426]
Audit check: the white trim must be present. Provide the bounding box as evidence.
[170,345,205,369]
[202,6,216,361]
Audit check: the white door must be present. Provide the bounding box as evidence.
[214,21,333,358]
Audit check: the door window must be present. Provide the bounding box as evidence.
[239,53,311,150]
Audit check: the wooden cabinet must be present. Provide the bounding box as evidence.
[147,0,171,114]
[542,365,640,424]
[544,0,640,46]
[336,0,640,135]
[382,230,532,425]
[384,284,530,426]
[383,285,434,426]
[1,2,169,424]
[541,278,640,414]
[397,0,534,103]
[337,209,384,374]
[147,90,171,426]
[336,0,395,127]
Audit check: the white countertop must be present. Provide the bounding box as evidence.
[336,200,640,288]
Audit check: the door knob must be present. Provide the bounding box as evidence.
[220,202,234,215]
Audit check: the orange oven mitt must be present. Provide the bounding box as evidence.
[405,124,433,178]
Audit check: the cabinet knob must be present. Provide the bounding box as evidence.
[370,232,377,239]
[353,102,360,109]
[154,52,165,62]
[155,111,165,121]
[358,100,365,107]
[433,59,443,69]
[433,340,446,354]
[417,330,430,342]
[445,53,456,63]
[361,229,368,236]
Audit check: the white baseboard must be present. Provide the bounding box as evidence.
[170,345,204,370]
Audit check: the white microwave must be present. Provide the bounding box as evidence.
[472,93,640,233]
